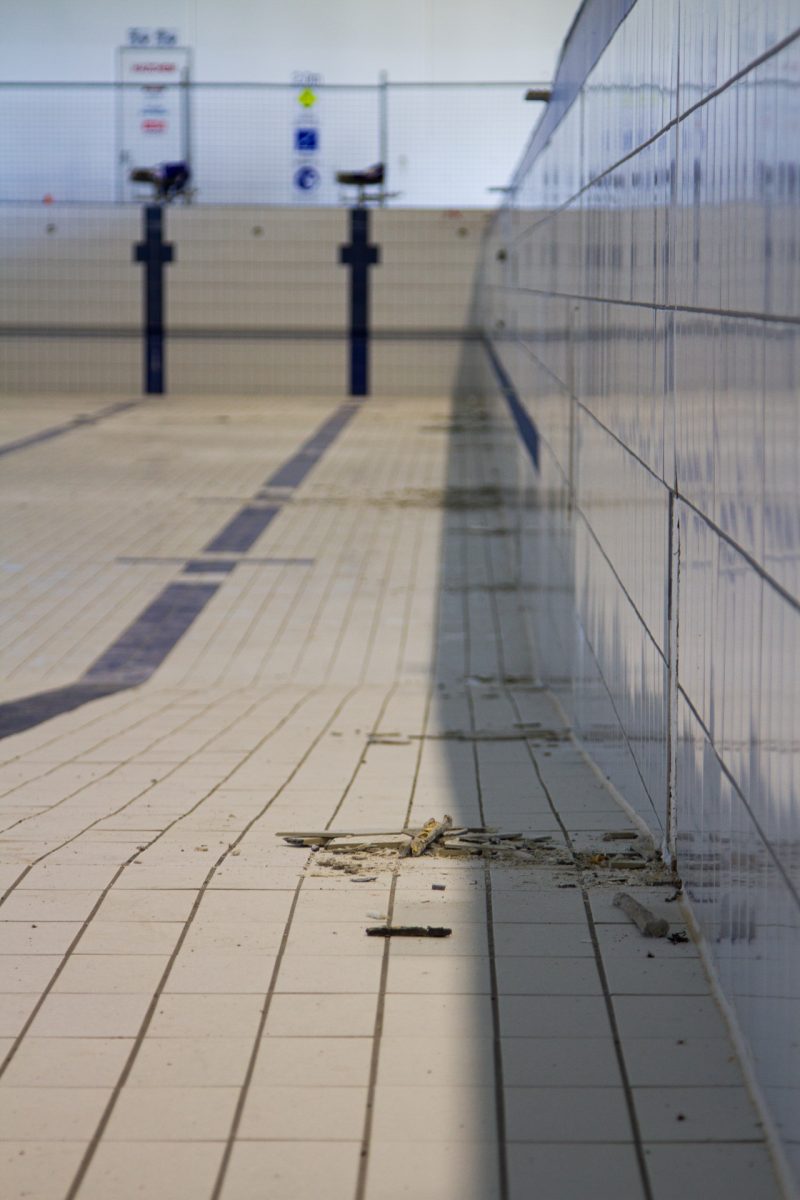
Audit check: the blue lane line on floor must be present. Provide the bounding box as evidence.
[484,337,540,471]
[203,505,281,554]
[0,683,127,740]
[83,582,219,685]
[266,402,360,489]
[0,400,360,740]
[0,399,143,460]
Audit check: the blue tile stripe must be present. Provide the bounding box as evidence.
[203,505,281,554]
[134,204,173,395]
[339,209,380,396]
[484,338,540,471]
[0,399,144,460]
[0,399,360,740]
[83,582,220,685]
[267,404,359,488]
[0,683,127,740]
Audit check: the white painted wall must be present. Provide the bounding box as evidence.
[0,0,577,84]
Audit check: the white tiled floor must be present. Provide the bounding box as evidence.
[0,392,786,1199]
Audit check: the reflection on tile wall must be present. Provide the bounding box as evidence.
[480,0,800,1182]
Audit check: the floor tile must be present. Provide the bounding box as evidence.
[127,1037,254,1087]
[493,923,595,957]
[263,993,378,1037]
[603,957,709,995]
[0,1037,132,1087]
[634,1086,765,1142]
[54,953,169,994]
[499,994,612,1038]
[623,1037,743,1086]
[614,996,729,1040]
[251,1036,373,1087]
[501,1036,622,1087]
[275,954,382,993]
[0,922,81,955]
[75,921,183,956]
[164,951,277,993]
[95,890,199,922]
[495,956,601,995]
[370,1085,497,1142]
[643,1143,782,1200]
[0,954,61,993]
[147,993,264,1038]
[385,955,492,994]
[0,1085,110,1139]
[505,1085,631,1141]
[507,1143,644,1200]
[218,1141,361,1200]
[381,993,494,1038]
[78,1141,224,1200]
[28,993,150,1037]
[0,891,101,922]
[377,1036,495,1087]
[365,1141,501,1199]
[105,1085,239,1140]
[238,1084,367,1140]
[0,1141,86,1200]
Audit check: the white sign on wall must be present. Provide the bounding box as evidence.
[117,45,191,201]
[292,72,324,203]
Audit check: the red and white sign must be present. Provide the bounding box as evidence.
[118,45,190,200]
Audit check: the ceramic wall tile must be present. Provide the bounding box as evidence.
[481,0,800,1179]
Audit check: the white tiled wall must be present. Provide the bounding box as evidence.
[480,0,800,1185]
[0,205,487,396]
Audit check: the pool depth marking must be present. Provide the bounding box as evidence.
[0,399,361,739]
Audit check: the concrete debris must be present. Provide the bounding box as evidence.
[327,834,413,853]
[400,815,453,858]
[613,891,670,938]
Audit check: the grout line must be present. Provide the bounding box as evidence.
[497,286,800,330]
[207,875,307,1200]
[353,873,398,1200]
[462,517,509,1200]
[0,688,238,904]
[580,890,654,1200]
[354,682,434,1199]
[0,685,311,1079]
[484,868,509,1200]
[62,684,356,1200]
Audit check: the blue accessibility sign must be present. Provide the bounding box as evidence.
[294,165,320,191]
[295,127,319,152]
